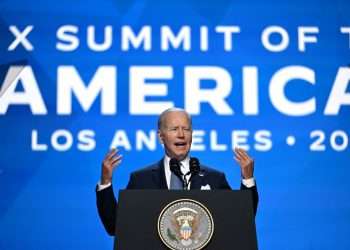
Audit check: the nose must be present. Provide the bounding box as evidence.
[177,128,185,138]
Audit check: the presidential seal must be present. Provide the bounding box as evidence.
[157,199,214,250]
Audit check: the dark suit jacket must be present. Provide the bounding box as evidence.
[96,159,258,235]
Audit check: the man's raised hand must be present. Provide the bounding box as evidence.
[100,148,122,185]
[234,148,254,179]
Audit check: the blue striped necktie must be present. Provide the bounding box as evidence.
[170,168,183,190]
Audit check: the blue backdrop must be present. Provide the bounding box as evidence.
[1,0,350,249]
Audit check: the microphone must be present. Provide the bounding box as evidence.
[188,157,201,185]
[169,158,181,176]
[189,157,200,175]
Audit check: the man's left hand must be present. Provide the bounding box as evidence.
[234,148,254,179]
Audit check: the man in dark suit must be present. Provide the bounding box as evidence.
[96,107,258,235]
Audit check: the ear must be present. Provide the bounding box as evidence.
[158,130,164,144]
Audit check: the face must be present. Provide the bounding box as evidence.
[158,111,192,161]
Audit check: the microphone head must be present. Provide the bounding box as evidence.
[169,158,182,176]
[190,157,200,174]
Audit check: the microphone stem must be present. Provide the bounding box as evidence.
[183,171,191,190]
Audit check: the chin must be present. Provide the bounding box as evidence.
[174,152,189,160]
[166,147,190,160]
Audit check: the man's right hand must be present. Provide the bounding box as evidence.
[100,148,123,185]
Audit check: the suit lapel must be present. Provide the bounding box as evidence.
[190,169,206,190]
[151,159,168,190]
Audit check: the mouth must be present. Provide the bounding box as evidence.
[174,142,187,148]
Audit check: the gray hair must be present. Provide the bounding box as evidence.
[157,107,192,130]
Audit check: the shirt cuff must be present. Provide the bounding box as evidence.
[97,181,111,191]
[242,177,255,188]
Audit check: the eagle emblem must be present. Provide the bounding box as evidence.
[158,199,214,250]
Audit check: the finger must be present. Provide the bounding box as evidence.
[234,156,241,163]
[235,157,248,168]
[106,154,123,166]
[105,148,118,160]
[237,147,246,156]
[111,154,123,162]
[234,148,245,160]
[110,158,122,168]
[234,153,243,163]
[240,150,254,164]
[237,148,250,161]
[105,148,116,158]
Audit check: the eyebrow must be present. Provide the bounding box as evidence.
[166,126,191,129]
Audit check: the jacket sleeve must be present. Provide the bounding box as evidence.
[219,172,259,216]
[96,185,118,236]
[240,183,259,216]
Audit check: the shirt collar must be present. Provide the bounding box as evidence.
[164,155,190,172]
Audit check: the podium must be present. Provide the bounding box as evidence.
[114,190,258,250]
